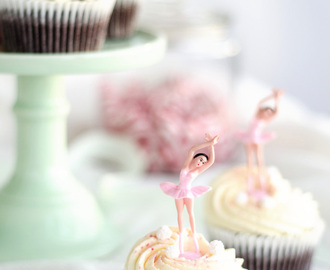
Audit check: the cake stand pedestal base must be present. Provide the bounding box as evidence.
[0,75,118,261]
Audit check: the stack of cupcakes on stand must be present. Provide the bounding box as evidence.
[204,90,325,270]
[125,134,246,270]
[0,0,116,52]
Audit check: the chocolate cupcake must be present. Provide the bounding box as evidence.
[106,0,140,39]
[0,0,116,53]
[204,166,325,270]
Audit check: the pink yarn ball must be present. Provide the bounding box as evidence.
[101,77,236,173]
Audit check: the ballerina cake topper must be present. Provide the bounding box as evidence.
[160,133,220,260]
[237,89,284,201]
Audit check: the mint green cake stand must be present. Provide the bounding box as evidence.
[0,31,166,262]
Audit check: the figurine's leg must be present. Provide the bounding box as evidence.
[175,199,184,254]
[185,198,199,253]
[185,198,195,234]
[256,144,266,192]
[245,144,254,193]
[175,199,184,233]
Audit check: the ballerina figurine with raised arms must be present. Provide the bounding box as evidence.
[160,133,220,259]
[237,89,284,200]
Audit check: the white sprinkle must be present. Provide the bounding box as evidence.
[165,245,180,259]
[156,225,172,240]
[209,240,225,256]
[261,196,276,209]
[236,192,248,205]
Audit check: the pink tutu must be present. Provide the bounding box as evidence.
[237,119,276,144]
[160,182,211,199]
[160,169,211,199]
[236,130,276,144]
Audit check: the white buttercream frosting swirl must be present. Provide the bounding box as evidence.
[125,226,245,270]
[204,166,324,237]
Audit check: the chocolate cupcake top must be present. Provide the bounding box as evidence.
[204,166,324,238]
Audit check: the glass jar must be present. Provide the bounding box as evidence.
[137,0,241,94]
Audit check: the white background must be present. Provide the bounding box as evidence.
[191,0,330,115]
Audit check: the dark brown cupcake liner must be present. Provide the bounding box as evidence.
[207,222,324,270]
[0,1,115,53]
[107,0,140,39]
[234,237,314,270]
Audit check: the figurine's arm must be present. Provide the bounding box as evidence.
[182,134,219,170]
[257,93,275,110]
[182,140,213,169]
[195,137,218,174]
[256,89,284,114]
[272,89,284,115]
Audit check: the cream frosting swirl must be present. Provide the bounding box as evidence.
[204,166,324,237]
[125,226,245,270]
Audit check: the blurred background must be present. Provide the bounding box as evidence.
[202,0,330,115]
[0,0,330,269]
[1,0,330,146]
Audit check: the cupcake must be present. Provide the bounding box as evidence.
[0,0,116,53]
[106,0,140,39]
[204,166,325,270]
[125,225,246,270]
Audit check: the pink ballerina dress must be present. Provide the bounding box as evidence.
[160,169,211,199]
[237,118,276,144]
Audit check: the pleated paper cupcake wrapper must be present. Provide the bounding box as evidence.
[0,0,115,53]
[107,0,141,39]
[206,223,325,270]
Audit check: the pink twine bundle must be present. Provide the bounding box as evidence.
[101,77,236,173]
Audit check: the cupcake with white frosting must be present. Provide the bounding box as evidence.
[0,0,116,52]
[204,166,325,270]
[125,226,246,270]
